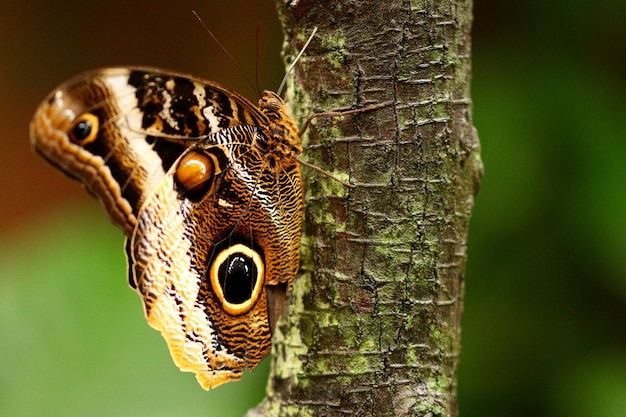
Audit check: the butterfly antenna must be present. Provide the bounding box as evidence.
[255,22,262,95]
[192,10,259,96]
[296,157,356,189]
[277,27,318,97]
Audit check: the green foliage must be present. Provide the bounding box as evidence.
[459,1,626,416]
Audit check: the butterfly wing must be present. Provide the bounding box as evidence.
[30,67,303,390]
[30,67,267,236]
[127,125,302,388]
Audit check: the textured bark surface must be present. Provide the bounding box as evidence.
[249,0,481,416]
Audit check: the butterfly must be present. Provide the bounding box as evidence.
[30,66,304,389]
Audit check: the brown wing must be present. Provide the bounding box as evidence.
[126,125,303,389]
[30,67,267,235]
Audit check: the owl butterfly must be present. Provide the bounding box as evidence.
[30,25,369,389]
[33,27,336,386]
[30,65,305,389]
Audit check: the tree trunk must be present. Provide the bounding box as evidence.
[250,1,481,416]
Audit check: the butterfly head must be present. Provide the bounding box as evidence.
[258,90,302,160]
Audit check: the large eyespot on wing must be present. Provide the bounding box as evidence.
[209,243,265,316]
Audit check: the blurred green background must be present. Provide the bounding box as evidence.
[1,1,624,416]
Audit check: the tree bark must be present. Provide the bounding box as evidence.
[250,1,481,416]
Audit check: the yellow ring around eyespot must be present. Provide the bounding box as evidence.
[69,113,99,144]
[209,243,265,316]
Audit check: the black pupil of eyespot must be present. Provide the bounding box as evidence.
[73,120,92,140]
[218,253,257,305]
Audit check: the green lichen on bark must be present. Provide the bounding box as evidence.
[317,30,347,70]
[250,0,481,416]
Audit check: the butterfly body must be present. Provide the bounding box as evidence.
[30,67,303,389]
